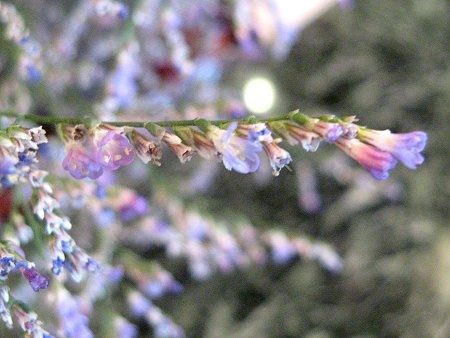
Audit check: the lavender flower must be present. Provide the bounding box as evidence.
[358,129,428,169]
[119,195,148,222]
[0,243,49,292]
[208,122,262,174]
[62,142,103,180]
[94,130,135,171]
[62,126,135,179]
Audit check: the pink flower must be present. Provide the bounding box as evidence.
[358,129,427,169]
[336,138,398,180]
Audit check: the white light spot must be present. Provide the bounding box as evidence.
[242,77,276,114]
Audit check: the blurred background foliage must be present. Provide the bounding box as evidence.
[155,1,449,337]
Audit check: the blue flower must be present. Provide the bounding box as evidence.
[208,122,263,174]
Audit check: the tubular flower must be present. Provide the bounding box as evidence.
[162,133,195,163]
[336,138,398,180]
[208,122,262,174]
[129,129,162,166]
[262,141,292,176]
[358,129,428,169]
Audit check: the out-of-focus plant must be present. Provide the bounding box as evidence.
[0,1,429,337]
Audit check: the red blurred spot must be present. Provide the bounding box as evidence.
[152,62,180,83]
[0,188,13,222]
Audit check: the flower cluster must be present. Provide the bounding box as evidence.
[62,124,135,179]
[0,126,46,187]
[59,112,427,181]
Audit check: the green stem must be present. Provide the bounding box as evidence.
[0,110,294,129]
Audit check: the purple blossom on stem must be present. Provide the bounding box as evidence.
[95,130,135,170]
[208,122,262,174]
[336,138,398,180]
[358,129,428,169]
[62,126,135,179]
[62,142,103,179]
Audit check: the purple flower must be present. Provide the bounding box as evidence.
[62,127,135,179]
[358,129,428,169]
[208,122,262,174]
[95,131,135,171]
[336,138,398,180]
[62,143,103,180]
[22,267,50,292]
